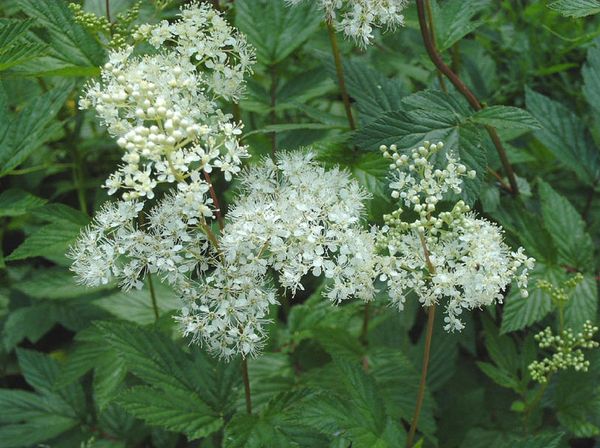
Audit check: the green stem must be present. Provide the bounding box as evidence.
[241,357,252,414]
[360,302,370,345]
[147,273,159,321]
[326,20,356,131]
[269,64,278,158]
[67,112,88,215]
[407,233,438,447]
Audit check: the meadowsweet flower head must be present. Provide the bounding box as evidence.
[377,141,535,331]
[81,3,254,200]
[287,0,408,47]
[176,150,377,358]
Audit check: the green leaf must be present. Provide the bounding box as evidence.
[353,90,487,204]
[511,433,564,448]
[242,123,341,138]
[342,58,407,124]
[0,83,72,177]
[476,362,520,391]
[0,19,46,71]
[548,0,600,17]
[16,267,110,299]
[538,180,594,269]
[118,385,223,440]
[236,0,321,65]
[564,273,598,330]
[0,189,46,217]
[2,304,56,350]
[5,220,82,262]
[296,359,407,447]
[553,356,600,437]
[481,317,519,376]
[18,0,105,76]
[470,106,541,130]
[95,282,181,325]
[500,264,560,333]
[583,38,600,116]
[432,0,490,51]
[525,88,600,185]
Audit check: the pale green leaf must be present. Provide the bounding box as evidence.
[548,0,600,17]
[583,38,600,115]
[526,88,600,185]
[539,180,594,269]
[0,189,46,217]
[118,385,223,440]
[236,0,320,65]
[433,0,490,51]
[470,106,541,130]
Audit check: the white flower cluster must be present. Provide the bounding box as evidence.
[287,0,408,46]
[177,152,377,358]
[81,3,255,200]
[377,141,535,331]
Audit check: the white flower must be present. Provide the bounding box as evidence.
[377,141,535,331]
[287,0,408,47]
[80,2,254,201]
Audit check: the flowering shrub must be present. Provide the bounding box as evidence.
[0,1,599,447]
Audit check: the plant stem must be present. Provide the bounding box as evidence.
[269,64,278,158]
[326,20,356,131]
[407,232,437,447]
[203,171,224,231]
[67,112,88,216]
[424,0,447,92]
[241,357,252,414]
[360,302,370,343]
[105,0,111,23]
[416,0,519,196]
[147,273,159,321]
[407,304,436,447]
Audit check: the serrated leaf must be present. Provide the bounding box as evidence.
[500,264,559,333]
[0,83,72,177]
[236,0,320,65]
[583,38,600,116]
[93,350,127,410]
[353,90,487,204]
[0,189,46,217]
[476,362,520,391]
[564,273,598,330]
[94,281,180,325]
[118,385,223,440]
[470,106,541,130]
[538,180,594,269]
[526,88,600,185]
[432,0,490,51]
[18,0,105,76]
[2,304,56,350]
[0,19,46,71]
[16,267,110,299]
[548,0,600,17]
[5,220,82,262]
[342,58,407,124]
[511,433,564,448]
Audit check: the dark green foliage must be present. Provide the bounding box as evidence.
[0,0,599,447]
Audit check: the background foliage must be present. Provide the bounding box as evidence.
[0,0,599,447]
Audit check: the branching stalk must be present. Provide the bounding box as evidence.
[416,0,519,196]
[406,233,437,447]
[269,64,279,157]
[241,357,252,414]
[326,20,356,131]
[203,171,224,231]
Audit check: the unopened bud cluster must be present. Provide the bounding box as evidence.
[376,141,534,331]
[529,321,599,383]
[69,2,142,49]
[537,273,584,305]
[287,0,408,47]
